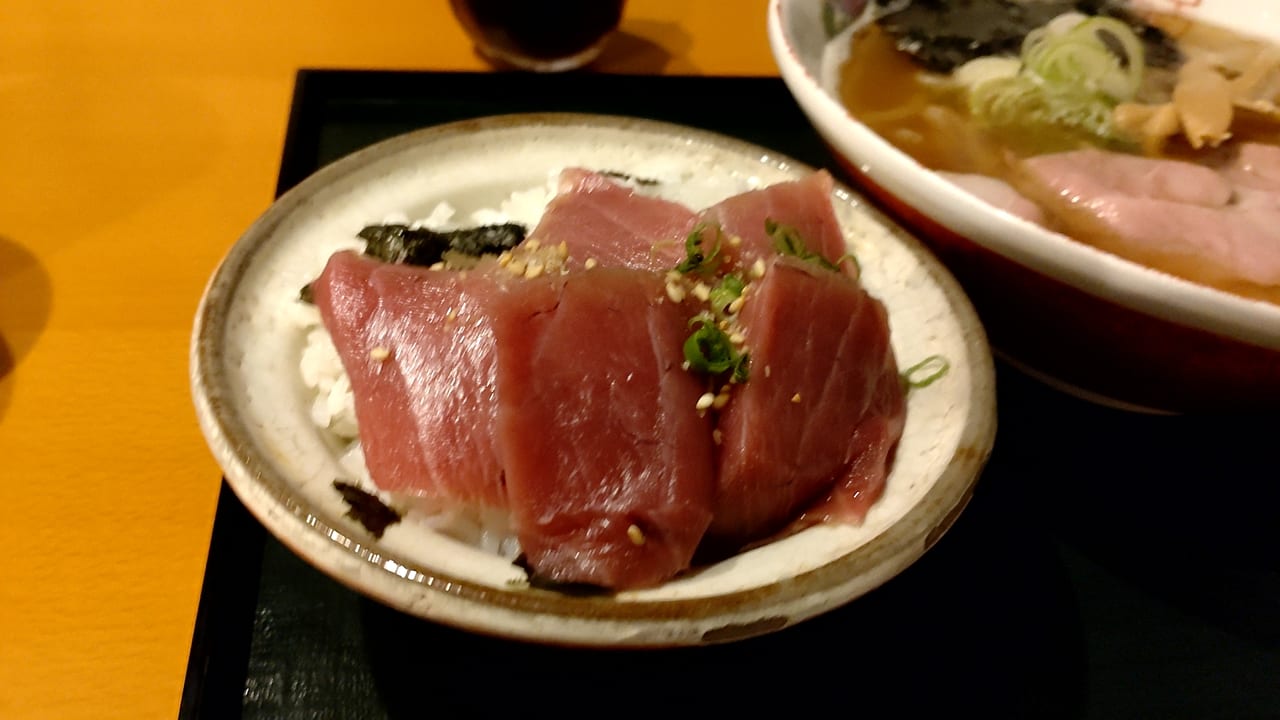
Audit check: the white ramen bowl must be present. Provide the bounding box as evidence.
[190,113,996,647]
[770,0,1280,413]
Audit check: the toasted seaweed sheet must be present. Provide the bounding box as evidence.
[333,481,402,540]
[358,223,527,266]
[873,0,1180,73]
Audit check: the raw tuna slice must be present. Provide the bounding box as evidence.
[492,267,716,589]
[698,170,850,275]
[708,256,905,548]
[526,168,699,272]
[310,250,507,509]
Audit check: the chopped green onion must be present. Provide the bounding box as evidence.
[765,219,841,272]
[675,223,722,274]
[1023,16,1145,102]
[684,314,749,383]
[901,354,950,389]
[708,273,745,316]
[968,75,1118,145]
[835,252,861,278]
[965,11,1147,149]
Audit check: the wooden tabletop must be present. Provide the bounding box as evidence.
[0,2,775,717]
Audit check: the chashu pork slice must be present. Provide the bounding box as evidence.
[492,266,716,590]
[310,250,508,509]
[708,256,906,549]
[526,168,699,272]
[1014,148,1280,288]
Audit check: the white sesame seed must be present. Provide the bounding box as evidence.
[751,258,766,278]
[692,283,711,301]
[712,392,730,409]
[712,429,723,445]
[627,524,646,546]
[791,393,802,403]
[497,251,513,267]
[666,282,686,303]
[696,392,715,411]
[508,257,527,276]
[557,241,569,258]
[369,346,391,361]
[729,332,745,345]
[728,296,746,314]
[584,257,598,270]
[729,235,743,247]
[525,238,541,251]
[524,261,544,279]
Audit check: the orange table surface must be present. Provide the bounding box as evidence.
[0,2,776,718]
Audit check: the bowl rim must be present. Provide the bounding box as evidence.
[189,111,997,646]
[767,0,1280,353]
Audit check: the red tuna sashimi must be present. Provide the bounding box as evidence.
[708,256,905,547]
[526,168,698,272]
[311,250,507,509]
[698,170,850,275]
[491,267,716,589]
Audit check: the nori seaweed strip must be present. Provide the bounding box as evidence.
[601,170,661,186]
[876,0,1079,73]
[358,223,526,266]
[873,0,1180,74]
[512,554,615,597]
[333,480,402,539]
[297,222,528,306]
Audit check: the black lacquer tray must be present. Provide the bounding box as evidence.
[180,70,1280,719]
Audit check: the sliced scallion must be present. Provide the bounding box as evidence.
[684,314,749,383]
[901,354,951,389]
[765,219,841,272]
[708,273,745,316]
[675,223,723,275]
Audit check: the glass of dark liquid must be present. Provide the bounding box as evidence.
[449,0,627,72]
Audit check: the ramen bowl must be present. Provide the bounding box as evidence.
[769,0,1280,413]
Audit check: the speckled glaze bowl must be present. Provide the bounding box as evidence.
[190,114,996,647]
[770,0,1280,413]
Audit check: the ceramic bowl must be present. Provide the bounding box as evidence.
[190,113,996,647]
[769,0,1280,413]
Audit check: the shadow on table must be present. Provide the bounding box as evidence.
[597,22,690,74]
[0,235,53,421]
[985,364,1280,718]
[992,364,1280,646]
[360,471,1088,717]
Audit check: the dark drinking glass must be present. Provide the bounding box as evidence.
[450,0,627,72]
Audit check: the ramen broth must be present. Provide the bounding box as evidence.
[837,10,1280,303]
